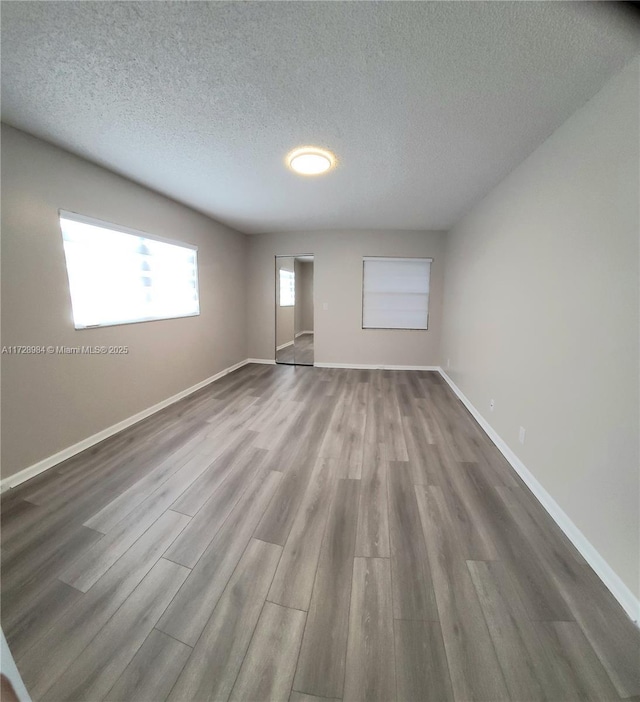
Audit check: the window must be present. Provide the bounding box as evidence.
[279,268,295,307]
[362,257,432,330]
[59,211,199,329]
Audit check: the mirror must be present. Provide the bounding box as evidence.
[275,255,314,365]
[294,256,314,365]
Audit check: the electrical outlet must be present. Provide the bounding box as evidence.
[322,302,328,311]
[519,426,526,444]
[446,358,451,369]
[489,399,495,412]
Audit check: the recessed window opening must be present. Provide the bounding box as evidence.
[362,256,432,330]
[279,268,295,307]
[59,211,200,329]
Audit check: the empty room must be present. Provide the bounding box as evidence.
[1,2,639,701]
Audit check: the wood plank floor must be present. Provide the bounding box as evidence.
[1,363,639,702]
[276,332,314,366]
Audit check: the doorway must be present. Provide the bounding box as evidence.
[275,255,314,366]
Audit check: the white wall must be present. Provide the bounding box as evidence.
[441,59,640,601]
[247,230,445,366]
[1,125,248,479]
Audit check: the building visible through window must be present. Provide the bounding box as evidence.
[279,268,295,307]
[59,211,199,329]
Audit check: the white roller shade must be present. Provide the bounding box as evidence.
[362,257,432,330]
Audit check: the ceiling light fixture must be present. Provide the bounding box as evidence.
[287,146,336,176]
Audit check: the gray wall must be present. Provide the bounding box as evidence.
[247,230,445,366]
[275,258,295,348]
[441,59,639,599]
[295,260,314,334]
[1,125,249,479]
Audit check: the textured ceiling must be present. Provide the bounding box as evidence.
[1,2,638,234]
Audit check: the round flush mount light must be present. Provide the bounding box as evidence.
[287,146,336,176]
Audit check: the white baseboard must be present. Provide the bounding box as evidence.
[438,368,640,624]
[1,631,30,702]
[295,331,314,338]
[246,358,276,365]
[276,341,294,351]
[314,362,440,371]
[0,358,252,493]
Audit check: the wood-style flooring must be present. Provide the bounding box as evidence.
[1,363,639,702]
[276,332,314,366]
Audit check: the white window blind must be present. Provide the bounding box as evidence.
[279,269,295,307]
[59,211,199,329]
[362,257,432,330]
